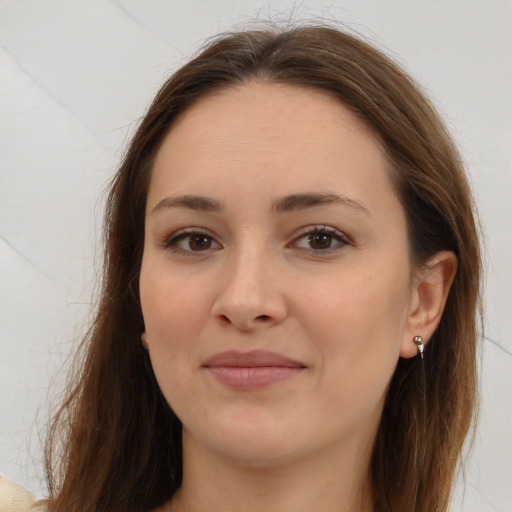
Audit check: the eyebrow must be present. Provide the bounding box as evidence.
[273,193,370,215]
[151,192,370,216]
[152,195,222,214]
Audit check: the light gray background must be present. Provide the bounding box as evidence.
[1,1,510,510]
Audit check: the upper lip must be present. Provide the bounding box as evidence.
[202,349,306,368]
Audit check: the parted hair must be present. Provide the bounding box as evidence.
[46,24,481,512]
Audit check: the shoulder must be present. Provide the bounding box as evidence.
[0,475,48,511]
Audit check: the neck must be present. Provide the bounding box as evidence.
[167,430,374,512]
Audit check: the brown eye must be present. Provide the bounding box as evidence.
[166,230,221,254]
[292,226,349,252]
[188,234,212,251]
[308,232,333,250]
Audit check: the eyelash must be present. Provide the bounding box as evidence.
[289,225,351,253]
[161,225,351,255]
[162,228,220,255]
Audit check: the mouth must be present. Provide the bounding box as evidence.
[202,349,306,391]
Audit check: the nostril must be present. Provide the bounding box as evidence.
[256,315,271,321]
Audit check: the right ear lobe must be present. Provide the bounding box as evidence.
[141,331,149,349]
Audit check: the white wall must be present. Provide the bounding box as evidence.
[1,1,510,510]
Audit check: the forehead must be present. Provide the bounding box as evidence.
[148,82,395,212]
[164,81,382,155]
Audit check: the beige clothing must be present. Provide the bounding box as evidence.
[0,475,48,512]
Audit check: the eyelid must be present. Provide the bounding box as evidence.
[289,225,351,252]
[159,227,222,254]
[158,224,351,255]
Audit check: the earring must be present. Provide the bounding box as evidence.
[413,336,424,359]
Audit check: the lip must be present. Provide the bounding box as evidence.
[202,349,306,391]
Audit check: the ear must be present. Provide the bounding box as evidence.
[141,331,149,350]
[400,251,458,358]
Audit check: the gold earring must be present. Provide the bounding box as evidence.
[413,336,424,359]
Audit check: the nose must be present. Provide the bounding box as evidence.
[211,245,288,332]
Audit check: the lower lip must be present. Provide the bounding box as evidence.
[206,366,304,390]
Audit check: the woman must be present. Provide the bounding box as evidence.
[34,24,480,512]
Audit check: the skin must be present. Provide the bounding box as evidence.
[140,82,456,512]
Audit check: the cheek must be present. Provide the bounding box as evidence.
[302,261,411,398]
[308,268,409,338]
[139,263,213,394]
[140,262,211,338]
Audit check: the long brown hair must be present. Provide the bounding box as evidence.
[46,24,481,512]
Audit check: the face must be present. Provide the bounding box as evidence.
[140,83,417,469]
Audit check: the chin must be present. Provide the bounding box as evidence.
[212,439,300,469]
[184,413,308,469]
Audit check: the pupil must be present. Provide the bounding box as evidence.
[309,233,331,249]
[189,235,211,251]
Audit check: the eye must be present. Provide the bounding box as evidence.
[164,229,221,254]
[291,225,350,252]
